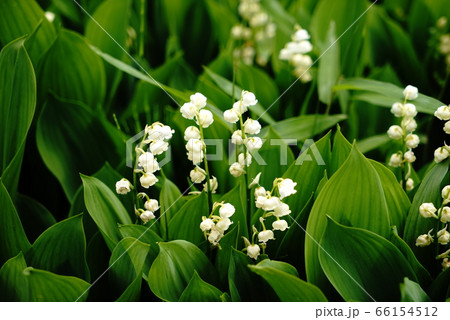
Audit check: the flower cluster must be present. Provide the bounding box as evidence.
[387,85,420,191]
[417,185,450,270]
[181,93,218,193]
[436,17,450,70]
[433,104,450,163]
[115,122,174,223]
[243,176,297,260]
[279,25,314,82]
[223,91,261,178]
[231,0,276,66]
[200,202,236,247]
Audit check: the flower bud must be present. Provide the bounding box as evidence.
[184,126,201,141]
[231,130,244,145]
[200,218,214,232]
[197,109,214,128]
[245,137,263,151]
[219,203,235,219]
[278,178,297,199]
[149,140,168,155]
[391,102,404,117]
[258,230,275,243]
[438,227,450,245]
[140,210,155,223]
[190,92,207,109]
[405,178,414,191]
[272,219,289,231]
[403,85,419,100]
[419,202,438,219]
[439,206,450,223]
[116,178,132,195]
[388,153,403,167]
[435,105,450,121]
[434,146,450,163]
[180,102,197,119]
[243,118,261,135]
[229,162,246,178]
[203,176,218,193]
[242,91,258,107]
[442,185,450,204]
[223,109,240,123]
[442,258,450,270]
[238,153,252,166]
[140,173,158,188]
[246,244,260,260]
[274,202,291,217]
[248,172,261,188]
[216,218,233,232]
[387,125,404,140]
[403,103,417,118]
[405,134,420,149]
[401,118,417,132]
[444,121,450,134]
[415,230,433,247]
[138,152,159,173]
[292,28,310,42]
[254,186,266,198]
[404,150,416,163]
[190,166,206,183]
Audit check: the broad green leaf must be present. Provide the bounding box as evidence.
[36,95,122,200]
[228,248,277,302]
[260,0,296,36]
[319,218,417,301]
[310,0,366,75]
[0,252,29,301]
[356,133,391,154]
[203,66,275,124]
[403,161,449,266]
[85,0,131,61]
[282,131,331,218]
[400,278,431,302]
[25,267,90,302]
[215,224,240,287]
[148,240,215,301]
[159,177,186,240]
[254,259,299,277]
[81,175,133,249]
[0,0,47,46]
[15,194,56,243]
[25,214,89,281]
[389,227,431,288]
[429,267,450,302]
[260,114,347,142]
[0,181,30,265]
[317,21,340,106]
[305,145,390,292]
[24,17,57,66]
[334,78,444,115]
[109,237,150,300]
[0,38,36,195]
[249,261,327,302]
[370,160,410,233]
[168,193,209,245]
[204,0,238,45]
[329,126,352,176]
[0,252,90,302]
[179,271,224,302]
[38,29,106,108]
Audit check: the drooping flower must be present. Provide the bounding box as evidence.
[403,85,419,100]
[387,125,404,140]
[116,178,132,195]
[184,126,201,140]
[197,109,214,128]
[203,176,218,193]
[140,210,155,223]
[246,244,260,260]
[435,105,450,121]
[419,202,438,219]
[243,118,261,135]
[140,172,158,188]
[223,109,240,123]
[219,203,236,219]
[274,202,291,217]
[272,219,289,231]
[180,102,197,120]
[440,207,450,223]
[200,218,215,232]
[190,166,207,183]
[277,178,297,199]
[229,162,246,178]
[437,226,450,245]
[138,152,159,173]
[415,230,434,247]
[258,230,275,243]
[144,199,159,212]
[434,146,450,163]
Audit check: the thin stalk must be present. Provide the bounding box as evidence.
[138,0,145,58]
[198,124,213,212]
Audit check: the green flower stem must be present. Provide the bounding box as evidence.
[138,0,145,58]
[133,132,148,213]
[238,113,252,229]
[198,124,213,213]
